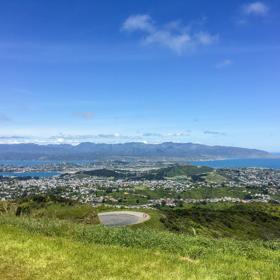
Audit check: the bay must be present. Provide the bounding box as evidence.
[191,158,280,169]
[0,171,60,178]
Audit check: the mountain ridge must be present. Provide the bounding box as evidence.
[0,142,270,160]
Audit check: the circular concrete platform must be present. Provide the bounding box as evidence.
[98,211,150,227]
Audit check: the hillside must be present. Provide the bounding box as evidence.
[0,211,279,279]
[140,164,213,180]
[78,164,212,180]
[161,203,280,240]
[79,168,130,179]
[1,197,280,279]
[0,142,269,160]
[4,196,280,240]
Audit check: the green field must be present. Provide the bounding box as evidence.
[1,197,280,279]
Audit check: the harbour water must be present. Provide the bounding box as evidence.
[191,158,280,169]
[0,171,60,178]
[0,160,93,177]
[0,160,93,167]
[1,158,280,178]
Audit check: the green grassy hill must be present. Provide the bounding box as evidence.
[1,214,280,280]
[1,197,280,279]
[78,164,213,180]
[139,164,213,180]
[157,164,213,177]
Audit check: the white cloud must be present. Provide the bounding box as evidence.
[0,131,193,144]
[122,14,218,54]
[243,2,269,16]
[195,32,219,45]
[122,14,154,32]
[166,131,191,137]
[144,30,191,54]
[48,133,137,144]
[56,138,65,144]
[204,131,227,136]
[0,135,37,144]
[215,59,233,69]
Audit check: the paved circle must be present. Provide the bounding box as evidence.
[98,211,150,226]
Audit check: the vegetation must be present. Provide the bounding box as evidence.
[3,196,280,240]
[4,195,99,224]
[78,168,133,179]
[102,185,257,206]
[1,197,280,279]
[160,203,280,240]
[78,164,213,180]
[139,164,213,180]
[0,213,280,279]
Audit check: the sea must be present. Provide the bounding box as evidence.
[1,158,280,178]
[0,171,59,178]
[0,160,90,178]
[0,160,92,167]
[191,158,280,169]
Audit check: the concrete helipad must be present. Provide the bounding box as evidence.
[98,211,150,226]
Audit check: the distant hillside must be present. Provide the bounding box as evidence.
[0,142,269,160]
[79,169,132,179]
[154,164,212,177]
[78,164,213,180]
[138,164,213,180]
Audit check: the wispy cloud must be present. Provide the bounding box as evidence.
[122,15,155,33]
[122,14,218,54]
[0,136,24,139]
[242,2,269,16]
[215,59,233,69]
[47,133,138,144]
[142,131,191,138]
[195,32,219,45]
[0,131,193,144]
[73,112,95,120]
[166,132,191,137]
[0,135,34,144]
[204,131,227,136]
[142,132,162,137]
[144,30,191,54]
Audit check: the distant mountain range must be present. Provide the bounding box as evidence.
[0,142,270,160]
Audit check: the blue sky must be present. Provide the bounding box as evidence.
[0,0,279,151]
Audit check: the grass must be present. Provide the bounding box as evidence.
[1,197,280,279]
[0,214,280,279]
[0,224,191,280]
[33,203,99,224]
[179,186,249,199]
[3,197,280,240]
[204,171,227,184]
[6,195,100,224]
